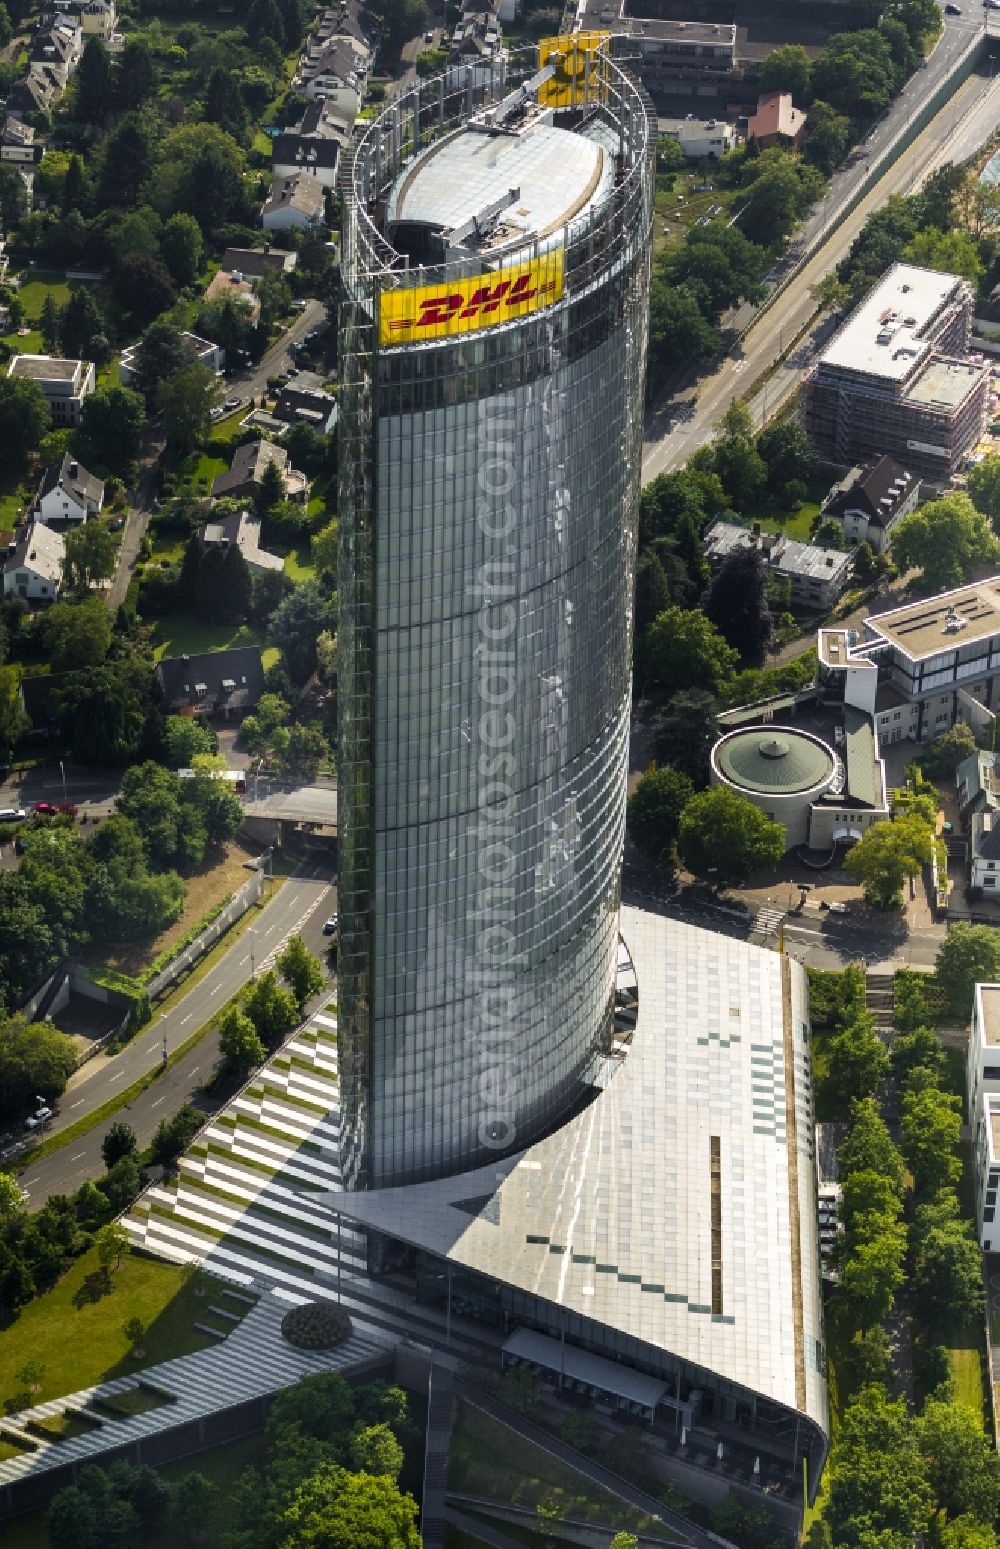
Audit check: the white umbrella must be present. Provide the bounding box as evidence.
[716,1441,724,1462]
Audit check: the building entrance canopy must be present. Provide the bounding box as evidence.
[502,1326,668,1417]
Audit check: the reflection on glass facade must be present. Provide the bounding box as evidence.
[338,44,655,1188]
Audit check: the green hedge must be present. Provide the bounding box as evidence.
[139,893,234,986]
[83,967,151,1033]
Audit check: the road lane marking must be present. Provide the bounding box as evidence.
[151,1097,165,1107]
[70,1099,85,1109]
[239,955,249,965]
[191,1067,200,1076]
[180,1014,193,1025]
[210,983,222,995]
[71,1152,86,1161]
[109,1072,123,1082]
[147,1042,159,1052]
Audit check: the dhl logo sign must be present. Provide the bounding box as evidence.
[378,251,564,347]
[537,32,609,110]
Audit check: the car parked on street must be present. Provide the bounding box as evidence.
[34,801,57,816]
[0,808,26,822]
[323,913,339,935]
[25,1105,53,1130]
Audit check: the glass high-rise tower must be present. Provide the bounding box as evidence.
[337,41,654,1189]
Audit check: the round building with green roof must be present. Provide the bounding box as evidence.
[710,726,839,848]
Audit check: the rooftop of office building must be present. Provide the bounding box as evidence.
[817,262,965,384]
[905,355,984,410]
[863,576,1000,659]
[386,105,613,259]
[979,984,1000,1047]
[328,906,829,1443]
[714,727,835,796]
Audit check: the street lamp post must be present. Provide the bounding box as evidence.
[248,926,256,979]
[59,760,67,805]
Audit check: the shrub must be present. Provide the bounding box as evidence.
[280,1301,352,1350]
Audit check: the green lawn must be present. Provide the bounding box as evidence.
[283,542,315,583]
[740,476,831,543]
[151,613,267,661]
[653,166,735,257]
[15,271,73,315]
[448,1399,671,1538]
[0,1247,220,1413]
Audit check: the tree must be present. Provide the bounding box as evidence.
[203,64,248,142]
[804,99,852,177]
[60,289,105,361]
[134,323,196,399]
[633,550,670,645]
[0,373,50,467]
[920,720,977,779]
[62,520,119,595]
[626,765,694,863]
[158,362,222,455]
[40,292,62,353]
[827,1387,933,1548]
[218,1004,266,1074]
[811,29,899,126]
[936,923,1000,1018]
[278,1464,421,1549]
[968,453,1000,532]
[149,123,248,234]
[902,227,983,288]
[901,1085,962,1196]
[709,400,767,510]
[47,1485,100,1549]
[844,813,936,908]
[170,1472,220,1542]
[161,213,204,290]
[917,1398,1000,1523]
[893,493,1000,591]
[163,715,217,768]
[101,1154,142,1212]
[643,607,738,698]
[0,1015,77,1123]
[891,1024,946,1086]
[243,969,299,1045]
[53,660,152,764]
[826,1010,889,1110]
[647,281,719,390]
[150,1104,202,1168]
[939,1518,1000,1549]
[270,581,338,685]
[74,386,146,479]
[0,1173,25,1219]
[74,36,114,122]
[349,1423,404,1480]
[101,1122,137,1170]
[122,1315,145,1354]
[310,518,339,579]
[95,1222,129,1274]
[0,665,31,762]
[114,35,155,110]
[609,1535,639,1549]
[678,786,785,885]
[758,42,811,99]
[739,150,825,248]
[277,935,324,1008]
[756,420,814,496]
[701,547,773,662]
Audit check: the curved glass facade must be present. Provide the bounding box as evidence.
[338,44,655,1188]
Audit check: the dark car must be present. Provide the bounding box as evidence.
[323,913,339,936]
[945,4,960,12]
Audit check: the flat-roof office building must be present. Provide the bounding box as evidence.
[801,263,988,482]
[337,42,655,1190]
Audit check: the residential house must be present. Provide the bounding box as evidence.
[703,519,853,611]
[119,330,224,387]
[295,36,368,113]
[957,749,1000,827]
[1,118,43,171]
[154,646,266,719]
[447,12,505,90]
[271,102,351,189]
[660,117,739,159]
[198,509,284,574]
[3,520,65,603]
[220,246,297,281]
[972,810,1000,893]
[31,14,82,75]
[819,456,920,555]
[272,372,337,434]
[748,91,807,150]
[6,67,62,119]
[308,0,372,54]
[33,453,104,526]
[7,355,95,425]
[77,0,116,38]
[261,173,327,232]
[211,439,309,503]
[203,269,261,324]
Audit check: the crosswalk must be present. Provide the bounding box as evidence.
[751,906,784,937]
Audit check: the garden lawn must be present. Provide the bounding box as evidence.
[448,1399,671,1538]
[741,475,831,543]
[283,542,315,582]
[151,613,267,661]
[0,1247,219,1411]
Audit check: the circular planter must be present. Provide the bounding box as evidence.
[280,1301,352,1350]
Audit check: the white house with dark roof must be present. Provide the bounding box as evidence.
[119,330,223,388]
[33,453,103,526]
[198,509,284,574]
[3,520,65,603]
[820,457,920,554]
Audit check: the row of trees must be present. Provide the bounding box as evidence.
[844,772,941,909]
[46,1372,421,1549]
[627,771,785,885]
[216,933,324,1077]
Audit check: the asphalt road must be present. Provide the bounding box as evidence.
[642,22,996,483]
[15,859,337,1205]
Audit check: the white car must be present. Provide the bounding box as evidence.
[25,1106,53,1129]
[0,808,26,822]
